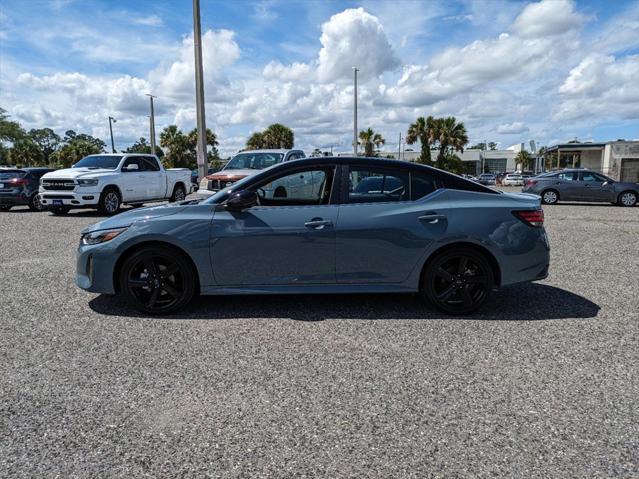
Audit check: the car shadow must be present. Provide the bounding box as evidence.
[88,282,600,322]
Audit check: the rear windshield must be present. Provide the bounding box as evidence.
[225,153,284,170]
[0,170,25,180]
[73,155,123,169]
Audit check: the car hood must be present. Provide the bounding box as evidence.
[207,169,256,180]
[83,202,190,233]
[43,168,117,180]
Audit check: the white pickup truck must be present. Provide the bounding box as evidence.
[39,153,193,215]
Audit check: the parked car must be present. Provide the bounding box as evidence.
[39,154,193,215]
[477,173,496,185]
[0,167,54,211]
[522,169,638,206]
[190,170,199,191]
[76,156,550,315]
[502,174,524,186]
[197,149,305,198]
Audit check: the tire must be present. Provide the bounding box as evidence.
[118,245,196,315]
[274,186,287,198]
[28,193,45,212]
[541,189,559,205]
[169,184,186,203]
[617,190,637,207]
[421,247,494,315]
[98,188,121,215]
[0,205,12,212]
[50,206,69,215]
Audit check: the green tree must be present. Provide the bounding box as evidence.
[358,128,385,157]
[51,130,106,168]
[406,115,436,164]
[9,138,44,166]
[515,150,532,171]
[159,125,191,168]
[28,128,60,164]
[433,117,468,167]
[187,128,219,163]
[245,124,294,150]
[125,137,164,158]
[438,152,465,174]
[0,107,25,144]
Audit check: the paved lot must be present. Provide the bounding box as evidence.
[1,191,638,478]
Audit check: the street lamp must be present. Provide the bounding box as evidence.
[108,116,117,153]
[146,94,157,156]
[353,66,358,156]
[193,0,208,181]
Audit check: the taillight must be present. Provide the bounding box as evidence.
[9,178,29,186]
[513,209,544,227]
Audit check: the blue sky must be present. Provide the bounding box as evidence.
[1,0,638,155]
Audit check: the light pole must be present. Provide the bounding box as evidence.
[146,94,157,156]
[353,66,358,156]
[193,0,208,180]
[108,116,116,153]
[398,132,402,160]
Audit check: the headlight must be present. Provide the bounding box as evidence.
[78,179,99,187]
[81,227,127,245]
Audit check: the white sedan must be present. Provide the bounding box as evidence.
[502,174,524,186]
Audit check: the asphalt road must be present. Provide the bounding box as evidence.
[1,192,638,478]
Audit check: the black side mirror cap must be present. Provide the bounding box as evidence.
[226,189,257,211]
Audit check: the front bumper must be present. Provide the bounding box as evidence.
[76,242,118,294]
[39,189,100,208]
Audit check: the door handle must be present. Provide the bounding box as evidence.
[304,219,333,229]
[418,214,446,223]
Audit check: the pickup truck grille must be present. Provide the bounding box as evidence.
[42,179,76,191]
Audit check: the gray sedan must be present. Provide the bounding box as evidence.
[522,169,638,206]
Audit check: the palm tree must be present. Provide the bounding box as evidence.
[434,117,468,167]
[246,132,265,150]
[262,123,294,149]
[514,150,532,171]
[358,128,384,157]
[159,125,190,168]
[406,116,436,164]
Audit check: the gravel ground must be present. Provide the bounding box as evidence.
[1,192,638,478]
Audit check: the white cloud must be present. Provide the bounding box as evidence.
[511,0,587,39]
[132,15,163,27]
[317,8,400,82]
[496,121,529,134]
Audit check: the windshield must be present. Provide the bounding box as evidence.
[0,170,25,180]
[224,152,284,171]
[73,155,123,169]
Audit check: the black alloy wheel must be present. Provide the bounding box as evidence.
[29,193,45,211]
[119,246,196,314]
[422,248,494,315]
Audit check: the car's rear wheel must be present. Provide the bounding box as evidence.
[50,206,69,215]
[541,189,559,205]
[618,191,637,207]
[119,245,196,315]
[0,205,12,212]
[28,193,45,211]
[170,184,186,202]
[98,188,121,215]
[421,247,494,315]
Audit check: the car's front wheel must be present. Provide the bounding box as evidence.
[98,188,121,215]
[421,247,494,315]
[618,191,637,207]
[119,245,196,314]
[541,189,559,205]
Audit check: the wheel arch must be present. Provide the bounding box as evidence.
[112,240,201,294]
[419,241,502,288]
[102,184,123,199]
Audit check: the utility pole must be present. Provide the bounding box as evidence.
[193,0,208,180]
[398,132,402,160]
[146,94,157,156]
[108,116,116,153]
[353,66,358,156]
[482,139,487,174]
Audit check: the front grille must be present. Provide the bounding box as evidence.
[42,194,75,199]
[42,179,75,191]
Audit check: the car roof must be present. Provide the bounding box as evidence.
[239,149,301,154]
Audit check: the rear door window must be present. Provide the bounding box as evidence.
[140,157,160,171]
[558,171,578,181]
[348,167,409,203]
[411,170,441,200]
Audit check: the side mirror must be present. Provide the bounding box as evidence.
[226,189,257,211]
[602,180,613,186]
[123,163,139,171]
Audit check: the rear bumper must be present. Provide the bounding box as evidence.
[39,190,100,208]
[0,192,29,206]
